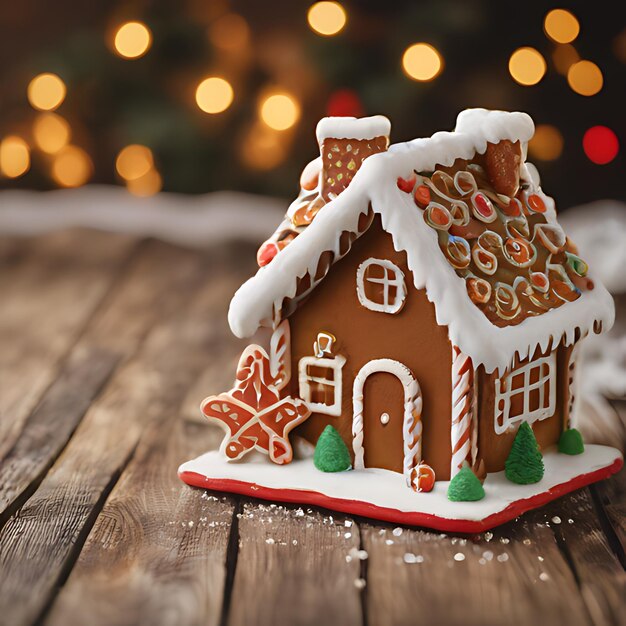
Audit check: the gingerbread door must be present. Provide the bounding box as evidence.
[352,359,423,479]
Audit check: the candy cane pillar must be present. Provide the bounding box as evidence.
[450,346,474,478]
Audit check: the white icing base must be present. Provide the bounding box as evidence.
[179,444,622,527]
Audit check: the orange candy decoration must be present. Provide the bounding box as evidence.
[410,463,436,492]
[414,184,430,207]
[527,193,546,213]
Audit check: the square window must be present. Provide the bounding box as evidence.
[494,353,556,435]
[298,355,346,417]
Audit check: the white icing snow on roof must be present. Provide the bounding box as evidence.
[316,115,391,142]
[228,109,614,374]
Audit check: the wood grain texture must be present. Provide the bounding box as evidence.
[362,516,592,626]
[0,230,137,459]
[0,239,212,528]
[538,488,626,626]
[228,504,363,626]
[0,243,208,626]
[45,256,246,626]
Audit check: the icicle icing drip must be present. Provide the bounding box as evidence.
[451,346,473,478]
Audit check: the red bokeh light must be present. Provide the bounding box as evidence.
[326,89,364,117]
[582,126,619,165]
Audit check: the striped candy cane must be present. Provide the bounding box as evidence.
[450,346,474,478]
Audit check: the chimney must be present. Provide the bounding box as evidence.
[316,115,391,202]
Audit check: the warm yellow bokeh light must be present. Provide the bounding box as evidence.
[27,73,66,111]
[552,44,579,75]
[209,13,250,50]
[528,124,564,161]
[113,21,153,59]
[567,60,603,96]
[51,146,93,187]
[0,136,30,178]
[307,2,347,37]
[33,113,71,154]
[195,77,234,114]
[402,43,443,82]
[127,168,162,197]
[259,93,300,131]
[508,47,546,86]
[544,9,579,44]
[116,144,154,180]
[240,125,287,170]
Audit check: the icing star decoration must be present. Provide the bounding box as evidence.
[201,345,310,465]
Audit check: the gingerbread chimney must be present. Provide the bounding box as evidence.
[315,115,391,202]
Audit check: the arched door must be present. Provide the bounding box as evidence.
[352,359,423,484]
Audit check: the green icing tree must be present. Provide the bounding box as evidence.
[447,467,485,502]
[558,428,585,455]
[505,422,544,484]
[314,425,352,473]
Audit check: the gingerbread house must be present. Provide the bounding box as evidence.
[227,109,614,482]
[180,109,621,530]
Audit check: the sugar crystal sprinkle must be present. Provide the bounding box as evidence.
[539,572,550,582]
[551,516,562,525]
[497,553,509,562]
[354,578,366,590]
[454,553,465,562]
[392,527,403,537]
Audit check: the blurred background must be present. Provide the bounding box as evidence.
[0,0,623,207]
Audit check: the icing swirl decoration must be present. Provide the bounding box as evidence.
[444,235,471,269]
[472,244,498,275]
[424,202,453,230]
[503,237,537,268]
[494,282,521,320]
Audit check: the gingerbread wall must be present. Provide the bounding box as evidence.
[476,343,574,473]
[288,216,454,480]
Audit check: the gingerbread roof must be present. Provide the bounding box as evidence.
[229,109,614,374]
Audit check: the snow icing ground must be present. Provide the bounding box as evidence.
[179,445,622,531]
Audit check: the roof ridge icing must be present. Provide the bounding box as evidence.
[228,109,614,373]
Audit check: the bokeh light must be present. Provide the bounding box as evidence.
[127,169,162,196]
[27,73,66,111]
[402,43,443,82]
[195,77,234,114]
[116,144,154,180]
[307,2,347,37]
[544,9,580,44]
[0,136,30,178]
[209,13,250,50]
[259,93,300,131]
[33,113,71,154]
[552,44,580,75]
[528,125,564,161]
[508,47,546,86]
[583,126,619,165]
[240,124,287,170]
[51,145,93,187]
[567,60,603,96]
[113,21,153,59]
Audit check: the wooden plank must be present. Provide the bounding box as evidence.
[0,230,137,458]
[228,504,363,626]
[362,516,592,626]
[45,260,245,626]
[0,243,209,626]
[593,470,626,559]
[539,488,626,626]
[0,239,208,527]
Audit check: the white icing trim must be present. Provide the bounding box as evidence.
[316,115,391,142]
[228,109,615,374]
[356,258,406,314]
[451,346,473,478]
[269,320,291,391]
[298,355,346,417]
[352,359,422,486]
[494,352,557,435]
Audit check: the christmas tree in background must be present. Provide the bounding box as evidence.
[0,1,622,204]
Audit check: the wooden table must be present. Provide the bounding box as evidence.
[1,229,624,626]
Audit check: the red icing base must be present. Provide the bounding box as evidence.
[179,457,623,533]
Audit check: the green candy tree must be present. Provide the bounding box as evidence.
[505,422,544,484]
[558,428,585,455]
[447,466,485,502]
[314,425,352,473]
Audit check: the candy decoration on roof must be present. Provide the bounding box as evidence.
[201,343,310,464]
